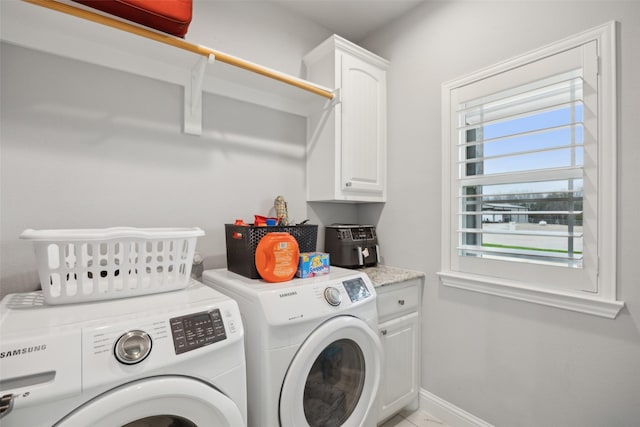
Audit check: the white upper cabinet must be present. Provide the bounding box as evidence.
[304,35,389,202]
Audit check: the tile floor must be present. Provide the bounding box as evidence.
[379,408,450,427]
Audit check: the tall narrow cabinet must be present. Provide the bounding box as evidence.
[304,35,389,202]
[376,278,422,423]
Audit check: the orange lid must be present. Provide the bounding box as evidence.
[255,232,300,283]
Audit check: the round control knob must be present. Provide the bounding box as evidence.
[324,287,342,307]
[114,330,152,365]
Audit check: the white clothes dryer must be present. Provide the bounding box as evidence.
[0,280,247,427]
[202,267,382,427]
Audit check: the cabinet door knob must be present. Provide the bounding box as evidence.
[398,299,405,305]
[345,181,352,187]
[381,329,387,336]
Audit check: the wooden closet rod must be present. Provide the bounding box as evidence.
[23,0,335,100]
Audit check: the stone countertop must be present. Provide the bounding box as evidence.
[360,265,425,288]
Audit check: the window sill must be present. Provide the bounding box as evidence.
[437,271,624,319]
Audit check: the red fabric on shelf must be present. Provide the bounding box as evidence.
[72,0,192,37]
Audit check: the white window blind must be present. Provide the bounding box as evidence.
[440,22,622,318]
[447,42,598,293]
[457,69,585,269]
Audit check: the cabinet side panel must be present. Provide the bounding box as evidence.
[307,106,338,201]
[306,53,339,201]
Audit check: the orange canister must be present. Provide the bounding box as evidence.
[254,232,300,283]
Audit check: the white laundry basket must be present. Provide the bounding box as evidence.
[20,227,204,305]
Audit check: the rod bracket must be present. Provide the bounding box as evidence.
[329,88,341,109]
[184,54,216,135]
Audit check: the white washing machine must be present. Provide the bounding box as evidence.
[202,267,382,427]
[0,280,247,426]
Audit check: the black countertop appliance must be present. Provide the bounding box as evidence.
[324,224,380,268]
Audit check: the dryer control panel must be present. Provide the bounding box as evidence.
[169,309,227,355]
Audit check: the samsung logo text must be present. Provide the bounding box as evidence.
[279,291,297,298]
[0,345,47,358]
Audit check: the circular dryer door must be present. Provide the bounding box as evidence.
[280,316,382,427]
[54,376,244,427]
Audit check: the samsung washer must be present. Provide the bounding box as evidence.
[0,280,247,426]
[202,267,382,427]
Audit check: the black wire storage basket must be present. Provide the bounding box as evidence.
[225,224,318,279]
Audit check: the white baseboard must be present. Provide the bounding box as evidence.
[418,388,493,427]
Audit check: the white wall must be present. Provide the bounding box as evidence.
[0,1,357,297]
[188,0,328,76]
[362,1,640,426]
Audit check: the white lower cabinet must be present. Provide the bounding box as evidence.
[375,279,422,424]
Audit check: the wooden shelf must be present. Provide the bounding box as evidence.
[0,0,335,130]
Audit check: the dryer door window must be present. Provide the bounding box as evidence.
[280,316,382,427]
[303,338,366,426]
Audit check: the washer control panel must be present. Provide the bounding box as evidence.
[169,309,227,355]
[78,288,243,392]
[258,271,376,325]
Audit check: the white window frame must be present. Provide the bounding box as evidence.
[439,21,623,319]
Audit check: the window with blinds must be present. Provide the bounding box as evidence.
[439,22,620,316]
[457,70,585,268]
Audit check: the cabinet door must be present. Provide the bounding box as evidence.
[378,311,419,422]
[340,53,386,198]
